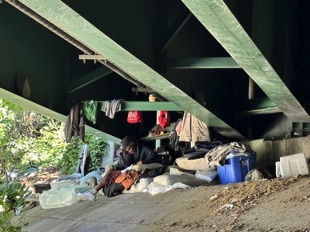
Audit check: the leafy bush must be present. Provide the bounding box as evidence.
[0,182,30,213]
[0,99,108,179]
[58,134,108,175]
[0,182,30,231]
[0,211,23,232]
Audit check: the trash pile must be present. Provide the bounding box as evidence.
[21,166,61,194]
[208,175,305,217]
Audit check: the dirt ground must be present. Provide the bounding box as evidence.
[153,175,310,232]
[21,168,310,232]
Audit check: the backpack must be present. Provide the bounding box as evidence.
[158,111,170,128]
[127,111,143,124]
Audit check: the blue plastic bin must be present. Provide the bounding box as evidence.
[217,155,255,184]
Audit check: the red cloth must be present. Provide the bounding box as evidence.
[115,170,144,190]
[102,170,122,186]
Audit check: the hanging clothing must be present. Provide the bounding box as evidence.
[64,100,85,143]
[100,99,122,119]
[169,118,183,152]
[158,110,170,128]
[84,100,98,124]
[178,112,210,142]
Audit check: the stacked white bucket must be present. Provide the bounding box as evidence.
[276,153,309,178]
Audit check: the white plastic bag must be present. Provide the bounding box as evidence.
[39,184,90,209]
[147,182,189,195]
[80,168,104,184]
[195,169,218,182]
[169,167,187,175]
[123,177,153,194]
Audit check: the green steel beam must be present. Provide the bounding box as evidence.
[16,0,245,139]
[121,101,182,111]
[0,88,121,144]
[182,0,310,123]
[235,107,280,116]
[69,66,112,93]
[235,98,280,116]
[169,57,240,69]
[240,97,278,112]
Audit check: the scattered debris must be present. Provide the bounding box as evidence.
[210,194,219,201]
[21,166,61,194]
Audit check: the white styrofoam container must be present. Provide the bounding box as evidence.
[275,161,281,178]
[279,153,309,178]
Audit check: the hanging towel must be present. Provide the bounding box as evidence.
[179,112,210,142]
[101,99,122,119]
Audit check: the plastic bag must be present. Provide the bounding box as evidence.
[147,182,190,195]
[80,168,104,184]
[158,111,170,128]
[195,169,218,182]
[39,184,91,209]
[127,111,143,123]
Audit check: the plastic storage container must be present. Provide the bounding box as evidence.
[217,155,255,184]
[279,153,309,178]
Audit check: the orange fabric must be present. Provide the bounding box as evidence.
[115,170,144,190]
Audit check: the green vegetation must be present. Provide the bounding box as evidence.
[0,99,108,231]
[0,98,108,180]
[0,182,30,231]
